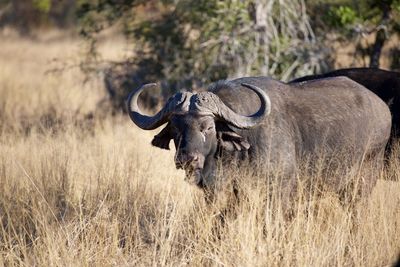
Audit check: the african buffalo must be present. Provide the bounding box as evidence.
[290,68,400,143]
[127,76,391,197]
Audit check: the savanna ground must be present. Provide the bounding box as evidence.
[0,32,400,267]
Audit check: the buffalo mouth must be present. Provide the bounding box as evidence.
[184,168,204,187]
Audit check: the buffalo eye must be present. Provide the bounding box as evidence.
[201,125,215,135]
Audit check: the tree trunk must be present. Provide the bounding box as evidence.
[369,4,391,68]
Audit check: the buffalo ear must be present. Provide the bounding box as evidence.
[151,124,172,150]
[216,123,250,152]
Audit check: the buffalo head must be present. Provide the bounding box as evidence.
[126,83,271,187]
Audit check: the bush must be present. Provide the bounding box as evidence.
[78,0,328,111]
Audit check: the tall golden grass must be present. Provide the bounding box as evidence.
[0,34,400,266]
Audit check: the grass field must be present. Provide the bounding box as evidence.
[0,34,400,266]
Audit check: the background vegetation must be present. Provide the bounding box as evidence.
[0,37,399,266]
[1,0,399,109]
[0,1,400,266]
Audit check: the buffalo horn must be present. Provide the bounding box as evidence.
[126,83,173,130]
[215,83,271,128]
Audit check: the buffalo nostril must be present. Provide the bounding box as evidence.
[175,153,202,170]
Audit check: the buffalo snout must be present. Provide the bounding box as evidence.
[175,152,205,171]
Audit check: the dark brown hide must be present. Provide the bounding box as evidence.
[290,68,400,144]
[127,76,391,198]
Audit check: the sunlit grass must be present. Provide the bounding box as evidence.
[0,34,399,266]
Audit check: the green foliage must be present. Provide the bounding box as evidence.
[78,0,132,37]
[78,0,323,92]
[323,0,400,32]
[33,0,51,13]
[394,0,400,12]
[0,0,77,32]
[310,0,400,68]
[327,6,357,28]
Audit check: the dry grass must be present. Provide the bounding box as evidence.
[0,33,400,267]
